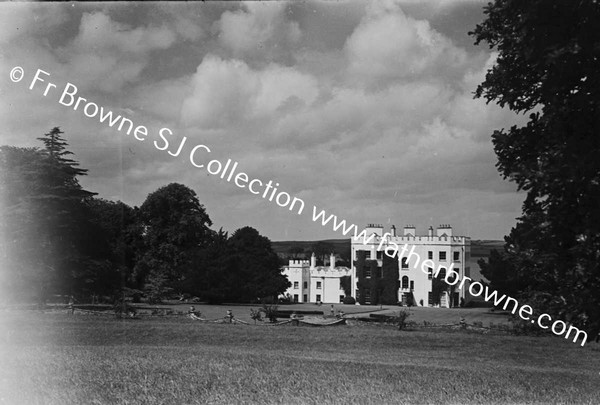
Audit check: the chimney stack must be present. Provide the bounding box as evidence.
[391,225,396,237]
[330,253,336,270]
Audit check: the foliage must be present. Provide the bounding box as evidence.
[354,250,367,305]
[135,183,213,301]
[113,295,137,319]
[250,308,263,324]
[340,275,352,297]
[391,308,412,330]
[342,296,356,305]
[260,303,278,323]
[0,128,112,303]
[381,253,400,305]
[287,244,306,259]
[310,241,334,265]
[431,274,448,307]
[227,226,290,302]
[478,249,523,299]
[185,226,289,304]
[471,0,600,336]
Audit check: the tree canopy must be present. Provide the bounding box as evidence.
[471,0,600,334]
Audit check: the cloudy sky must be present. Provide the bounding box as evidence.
[0,0,526,242]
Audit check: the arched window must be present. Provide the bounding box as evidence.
[439,268,446,279]
[402,276,409,289]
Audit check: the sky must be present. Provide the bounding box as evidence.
[0,0,527,242]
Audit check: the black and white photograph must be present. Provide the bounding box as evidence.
[1,0,599,403]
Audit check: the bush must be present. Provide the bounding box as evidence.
[113,299,137,319]
[391,308,412,330]
[343,296,356,305]
[510,317,545,336]
[250,308,263,324]
[260,303,279,323]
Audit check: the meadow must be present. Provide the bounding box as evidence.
[1,308,599,405]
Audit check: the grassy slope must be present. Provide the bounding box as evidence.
[1,312,599,404]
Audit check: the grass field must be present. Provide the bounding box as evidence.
[1,310,599,404]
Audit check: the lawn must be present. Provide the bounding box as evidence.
[1,311,599,404]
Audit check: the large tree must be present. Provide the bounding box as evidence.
[135,183,213,302]
[471,1,600,334]
[0,128,110,302]
[227,226,290,302]
[88,199,143,296]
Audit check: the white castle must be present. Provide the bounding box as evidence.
[281,224,471,307]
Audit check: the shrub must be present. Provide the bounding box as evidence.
[343,296,356,305]
[260,303,279,323]
[113,299,137,319]
[250,308,263,324]
[391,308,412,330]
[510,317,545,336]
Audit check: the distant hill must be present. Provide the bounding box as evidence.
[271,239,349,258]
[272,238,504,261]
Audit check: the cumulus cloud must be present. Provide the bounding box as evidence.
[345,0,467,88]
[1,1,524,240]
[181,55,318,129]
[216,2,301,62]
[58,11,176,93]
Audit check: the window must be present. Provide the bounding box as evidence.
[427,267,433,280]
[303,294,307,302]
[339,280,344,290]
[339,295,345,303]
[376,250,383,259]
[365,266,371,278]
[453,251,460,261]
[293,294,298,303]
[410,280,414,290]
[439,251,447,261]
[316,294,321,302]
[303,281,308,289]
[439,268,446,279]
[428,292,433,306]
[316,281,322,289]
[402,276,409,289]
[401,257,409,269]
[364,251,371,259]
[293,281,299,289]
[428,251,433,260]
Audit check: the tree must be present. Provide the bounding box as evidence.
[340,275,352,297]
[135,183,213,302]
[311,241,334,266]
[471,1,600,334]
[1,128,104,303]
[478,249,523,299]
[187,229,234,303]
[287,244,306,260]
[227,226,290,302]
[88,199,143,296]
